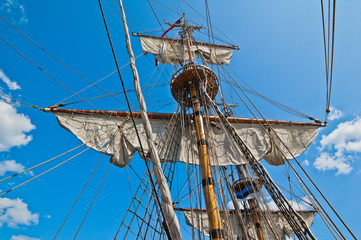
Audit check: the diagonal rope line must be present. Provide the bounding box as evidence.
[73,160,113,239]
[53,152,105,239]
[0,148,90,197]
[0,15,128,107]
[222,64,355,239]
[0,93,37,108]
[54,53,143,105]
[0,34,99,110]
[0,143,85,183]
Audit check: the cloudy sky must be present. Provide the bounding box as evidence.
[0,0,360,239]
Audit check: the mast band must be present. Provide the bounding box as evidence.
[194,110,201,116]
[197,139,208,147]
[210,228,224,239]
[202,177,215,187]
[191,95,198,101]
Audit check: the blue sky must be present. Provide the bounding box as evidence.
[0,0,360,239]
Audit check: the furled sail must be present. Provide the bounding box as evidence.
[137,34,235,65]
[51,109,320,168]
[179,208,315,240]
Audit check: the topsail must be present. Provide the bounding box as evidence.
[137,34,236,65]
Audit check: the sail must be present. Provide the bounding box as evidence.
[139,35,234,65]
[51,109,320,167]
[179,208,315,240]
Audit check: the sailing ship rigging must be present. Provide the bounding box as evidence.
[0,0,357,239]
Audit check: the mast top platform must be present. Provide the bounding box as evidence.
[170,64,218,107]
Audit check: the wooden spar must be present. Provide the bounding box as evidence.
[190,84,224,240]
[132,33,240,50]
[43,108,323,127]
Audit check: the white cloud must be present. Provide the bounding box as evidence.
[0,69,20,90]
[0,0,28,24]
[314,152,353,175]
[302,160,309,166]
[10,235,40,240]
[228,196,312,211]
[0,160,24,176]
[328,106,343,121]
[0,102,35,151]
[266,196,311,211]
[0,197,39,228]
[314,117,361,175]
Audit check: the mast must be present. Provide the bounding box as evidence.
[189,84,224,240]
[176,19,224,240]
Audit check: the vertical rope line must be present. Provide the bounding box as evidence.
[320,0,330,123]
[327,0,336,117]
[97,0,169,235]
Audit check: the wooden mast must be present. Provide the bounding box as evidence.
[183,19,224,240]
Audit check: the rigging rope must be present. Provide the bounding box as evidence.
[0,144,85,184]
[0,15,127,107]
[224,64,356,239]
[0,148,90,197]
[225,65,318,121]
[323,0,337,124]
[54,152,105,239]
[73,161,113,239]
[0,93,39,109]
[97,1,177,239]
[118,1,182,238]
[54,53,143,106]
[0,34,99,110]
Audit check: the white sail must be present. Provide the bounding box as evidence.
[55,111,319,167]
[140,36,233,65]
[181,208,315,240]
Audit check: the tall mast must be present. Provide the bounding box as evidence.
[174,19,225,240]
